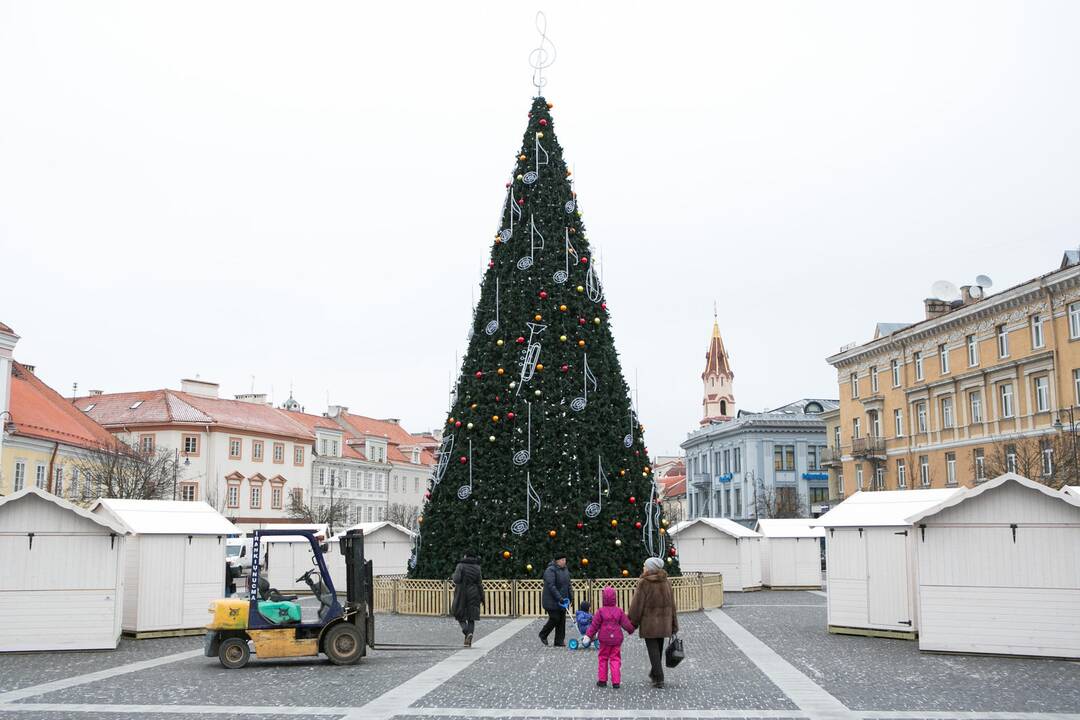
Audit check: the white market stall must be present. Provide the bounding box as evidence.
[326,522,415,586]
[92,499,238,637]
[261,524,329,594]
[1063,485,1080,501]
[670,517,762,591]
[813,488,963,638]
[0,487,127,651]
[907,473,1080,658]
[755,518,825,589]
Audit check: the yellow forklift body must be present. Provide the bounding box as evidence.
[207,599,250,630]
[248,629,319,658]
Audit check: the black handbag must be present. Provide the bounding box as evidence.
[664,634,685,668]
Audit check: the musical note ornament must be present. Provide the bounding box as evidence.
[584,455,610,518]
[523,133,549,185]
[552,228,577,285]
[624,407,635,448]
[511,471,541,536]
[512,401,532,466]
[571,352,598,412]
[432,434,455,485]
[457,439,474,500]
[500,181,522,243]
[517,215,545,270]
[485,277,500,336]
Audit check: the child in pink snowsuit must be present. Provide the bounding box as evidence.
[585,586,636,688]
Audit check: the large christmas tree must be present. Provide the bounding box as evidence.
[410,97,679,580]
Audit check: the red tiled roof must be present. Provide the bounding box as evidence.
[659,475,687,498]
[282,410,343,434]
[0,322,14,334]
[73,389,314,441]
[9,363,115,450]
[334,411,434,466]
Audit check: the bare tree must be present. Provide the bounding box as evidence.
[754,472,807,519]
[980,433,1076,489]
[73,441,182,502]
[385,502,419,531]
[286,491,350,535]
[661,498,686,525]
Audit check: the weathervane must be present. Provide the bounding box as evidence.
[529,11,556,95]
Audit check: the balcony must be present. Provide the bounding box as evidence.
[692,473,712,488]
[851,436,887,460]
[820,447,843,468]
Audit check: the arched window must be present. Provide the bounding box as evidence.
[720,400,727,415]
[805,401,823,414]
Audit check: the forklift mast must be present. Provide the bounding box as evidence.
[338,528,375,644]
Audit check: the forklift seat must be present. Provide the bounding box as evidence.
[257,600,301,625]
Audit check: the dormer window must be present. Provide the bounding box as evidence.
[129,401,143,409]
[82,404,95,412]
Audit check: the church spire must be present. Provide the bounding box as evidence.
[701,310,736,425]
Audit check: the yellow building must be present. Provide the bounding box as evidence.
[0,322,116,497]
[819,406,843,502]
[826,252,1080,493]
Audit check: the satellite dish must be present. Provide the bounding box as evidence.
[969,286,984,299]
[930,280,960,300]
[975,274,993,289]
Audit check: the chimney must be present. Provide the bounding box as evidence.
[181,378,219,398]
[234,392,269,405]
[89,389,103,397]
[327,405,348,418]
[384,418,400,425]
[923,298,951,320]
[22,364,35,375]
[960,285,980,306]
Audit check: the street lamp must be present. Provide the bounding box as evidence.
[1054,407,1078,486]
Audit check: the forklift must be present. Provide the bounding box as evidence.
[204,528,374,668]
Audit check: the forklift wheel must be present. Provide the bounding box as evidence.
[324,623,363,665]
[218,637,251,669]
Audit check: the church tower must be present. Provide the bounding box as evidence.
[701,313,736,425]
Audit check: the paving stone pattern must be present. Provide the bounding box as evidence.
[412,612,797,711]
[723,602,1080,713]
[722,590,826,607]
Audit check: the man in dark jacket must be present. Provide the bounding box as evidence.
[539,553,571,646]
[451,554,483,647]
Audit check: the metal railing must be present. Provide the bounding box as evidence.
[851,436,886,458]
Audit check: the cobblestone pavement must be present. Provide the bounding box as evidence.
[1,593,1078,720]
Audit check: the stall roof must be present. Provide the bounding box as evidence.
[1063,485,1080,500]
[906,473,1080,524]
[755,518,826,538]
[811,488,964,528]
[331,521,416,540]
[92,499,238,535]
[0,486,128,535]
[259,523,329,543]
[670,517,762,539]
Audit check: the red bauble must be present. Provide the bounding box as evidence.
[578,317,586,325]
[560,364,569,373]
[507,412,516,420]
[424,491,431,499]
[459,456,468,464]
[634,451,640,456]
[475,371,483,378]
[489,261,494,268]
[601,302,608,311]
[539,290,548,299]
[454,421,462,428]
[668,547,678,557]
[517,198,525,206]
[581,256,589,264]
[634,521,642,529]
[539,118,548,126]
[505,182,511,188]
[576,521,584,529]
[629,496,636,504]
[516,336,526,344]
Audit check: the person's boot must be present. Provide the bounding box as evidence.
[596,680,606,687]
[538,633,549,646]
[464,633,473,647]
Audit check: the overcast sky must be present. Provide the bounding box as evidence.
[2,1,1079,456]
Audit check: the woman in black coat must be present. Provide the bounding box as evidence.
[451,553,484,646]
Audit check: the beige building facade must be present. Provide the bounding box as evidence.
[826,252,1080,493]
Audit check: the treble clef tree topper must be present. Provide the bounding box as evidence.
[529,11,556,95]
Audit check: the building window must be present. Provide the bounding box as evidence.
[891,359,901,387]
[139,434,155,454]
[227,485,240,508]
[229,437,242,460]
[392,476,399,493]
[894,409,904,437]
[870,366,879,393]
[733,447,741,472]
[919,455,930,486]
[897,459,907,488]
[54,466,64,495]
[914,351,924,380]
[970,391,983,423]
[945,452,957,486]
[180,482,197,501]
[855,464,864,490]
[1034,376,1049,413]
[941,396,954,428]
[939,344,949,375]
[837,472,845,497]
[183,434,199,456]
[1075,369,1080,405]
[967,334,979,367]
[273,442,284,463]
[331,440,339,457]
[1041,440,1054,477]
[250,484,262,509]
[808,446,819,471]
[290,487,303,506]
[917,402,928,433]
[35,464,46,489]
[773,444,795,471]
[850,373,859,399]
[1006,444,1017,474]
[1071,302,1080,339]
[414,477,420,493]
[379,505,386,521]
[294,446,304,466]
[1031,314,1044,349]
[253,440,264,462]
[997,324,1009,358]
[999,383,1014,418]
[833,425,841,449]
[974,448,985,481]
[71,467,81,497]
[318,467,327,487]
[853,417,861,439]
[873,466,884,490]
